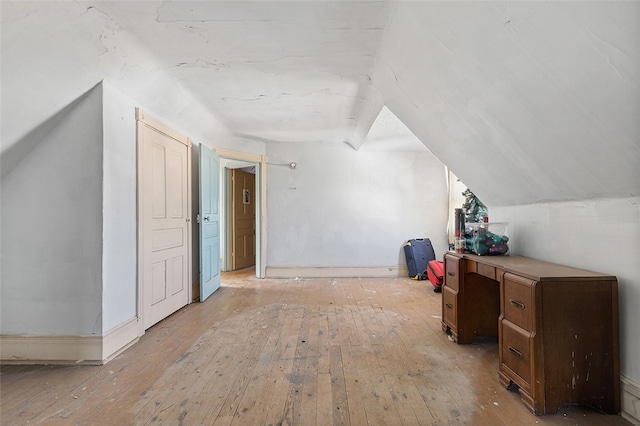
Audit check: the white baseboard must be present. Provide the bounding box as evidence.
[102,317,141,363]
[265,265,409,278]
[0,334,103,365]
[622,376,640,425]
[1,317,141,365]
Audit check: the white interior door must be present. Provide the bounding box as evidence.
[138,111,191,330]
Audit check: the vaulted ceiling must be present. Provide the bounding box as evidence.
[2,1,639,206]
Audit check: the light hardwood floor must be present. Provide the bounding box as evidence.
[1,269,631,425]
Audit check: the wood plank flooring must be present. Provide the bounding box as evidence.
[1,269,632,425]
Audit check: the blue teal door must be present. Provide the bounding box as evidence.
[199,144,221,301]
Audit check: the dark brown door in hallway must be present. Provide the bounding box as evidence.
[230,168,255,270]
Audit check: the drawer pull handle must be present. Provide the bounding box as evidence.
[445,303,453,309]
[447,272,455,276]
[508,346,523,358]
[510,299,525,309]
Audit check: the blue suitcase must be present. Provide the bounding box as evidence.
[404,238,436,280]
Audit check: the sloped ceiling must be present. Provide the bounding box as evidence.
[1,1,638,206]
[373,1,640,206]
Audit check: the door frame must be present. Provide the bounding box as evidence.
[136,108,192,335]
[214,148,267,278]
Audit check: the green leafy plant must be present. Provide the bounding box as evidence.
[462,189,488,223]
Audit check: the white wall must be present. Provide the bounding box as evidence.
[265,142,449,271]
[102,82,138,332]
[1,85,104,335]
[491,198,640,384]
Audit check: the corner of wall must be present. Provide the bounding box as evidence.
[101,82,138,332]
[101,317,141,363]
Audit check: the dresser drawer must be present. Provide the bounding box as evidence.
[503,273,534,331]
[501,320,532,391]
[477,263,496,280]
[444,255,460,291]
[442,287,457,329]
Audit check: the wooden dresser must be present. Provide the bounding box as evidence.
[441,252,620,415]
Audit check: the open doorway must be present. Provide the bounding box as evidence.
[224,163,256,271]
[215,148,267,278]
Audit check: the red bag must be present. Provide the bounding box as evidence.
[427,260,444,293]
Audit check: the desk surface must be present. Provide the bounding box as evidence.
[446,252,616,282]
